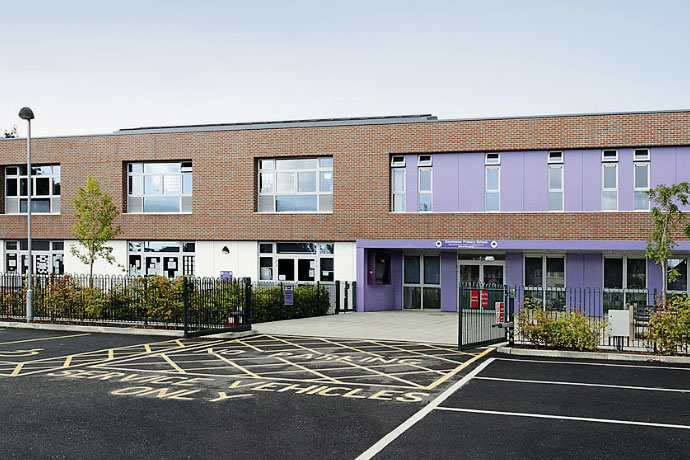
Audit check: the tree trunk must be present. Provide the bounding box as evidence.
[89,261,94,289]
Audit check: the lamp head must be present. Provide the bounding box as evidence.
[18,107,35,120]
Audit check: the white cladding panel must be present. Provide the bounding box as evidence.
[63,240,128,275]
[334,242,356,281]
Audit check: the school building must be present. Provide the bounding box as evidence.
[0,110,689,312]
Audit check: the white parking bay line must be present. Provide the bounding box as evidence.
[435,407,690,431]
[474,376,690,393]
[354,357,495,460]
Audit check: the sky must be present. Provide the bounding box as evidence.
[2,0,690,137]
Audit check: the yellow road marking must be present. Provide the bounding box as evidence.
[62,356,73,368]
[107,349,114,360]
[0,333,90,345]
[161,354,187,374]
[424,348,493,391]
[174,340,185,347]
[235,339,264,353]
[368,341,476,365]
[10,363,24,377]
[144,344,152,353]
[418,343,477,356]
[271,356,345,384]
[210,352,262,379]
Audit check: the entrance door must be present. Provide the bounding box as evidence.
[458,258,505,286]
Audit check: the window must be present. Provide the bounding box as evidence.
[485,166,500,212]
[418,156,432,212]
[524,255,565,310]
[127,162,192,213]
[603,257,647,310]
[5,165,60,214]
[5,240,64,275]
[391,161,406,212]
[258,242,334,282]
[633,149,650,211]
[485,153,500,165]
[258,157,332,213]
[601,150,618,211]
[128,241,195,278]
[667,258,688,293]
[547,153,563,211]
[390,155,406,167]
[403,254,441,309]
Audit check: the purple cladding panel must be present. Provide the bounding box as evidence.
[360,249,403,311]
[405,154,417,212]
[564,150,583,211]
[522,151,548,211]
[505,253,523,286]
[566,254,585,288]
[440,252,457,311]
[501,151,524,211]
[676,147,690,211]
[618,148,633,211]
[433,154,459,212]
[582,149,601,211]
[458,152,485,212]
[647,259,663,301]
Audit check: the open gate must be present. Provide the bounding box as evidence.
[458,283,512,349]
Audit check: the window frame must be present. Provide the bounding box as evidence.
[257,241,335,282]
[257,157,333,214]
[418,166,433,212]
[601,159,618,211]
[547,163,564,212]
[4,165,61,215]
[391,166,406,213]
[127,240,195,278]
[633,155,650,211]
[402,253,442,310]
[4,239,64,275]
[126,161,192,214]
[485,165,500,212]
[548,151,564,164]
[522,254,566,310]
[667,257,689,294]
[485,152,500,165]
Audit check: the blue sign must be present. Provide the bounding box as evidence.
[220,271,233,281]
[284,284,294,306]
[435,240,498,249]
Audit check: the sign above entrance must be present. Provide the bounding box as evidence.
[435,240,498,249]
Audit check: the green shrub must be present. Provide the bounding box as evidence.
[250,284,331,323]
[648,296,690,355]
[516,299,603,351]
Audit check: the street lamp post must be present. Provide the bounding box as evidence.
[18,107,34,323]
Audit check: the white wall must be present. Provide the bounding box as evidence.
[0,241,4,274]
[64,240,128,276]
[335,242,356,281]
[194,241,258,279]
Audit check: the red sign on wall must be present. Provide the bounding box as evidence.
[495,302,505,323]
[470,290,479,308]
[480,290,489,309]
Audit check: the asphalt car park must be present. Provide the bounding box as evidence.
[2,328,689,459]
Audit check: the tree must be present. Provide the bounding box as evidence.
[3,125,17,138]
[645,182,690,301]
[71,176,121,281]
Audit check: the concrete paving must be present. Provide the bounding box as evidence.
[252,310,459,345]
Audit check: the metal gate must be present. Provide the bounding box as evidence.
[458,283,511,349]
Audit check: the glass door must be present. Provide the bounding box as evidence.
[403,254,441,309]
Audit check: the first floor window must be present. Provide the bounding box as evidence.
[258,242,334,282]
[391,167,406,212]
[633,161,650,210]
[403,254,440,309]
[524,255,565,310]
[547,164,563,211]
[5,240,64,275]
[418,167,432,212]
[603,257,647,310]
[485,166,500,211]
[5,165,61,214]
[127,161,192,213]
[668,258,688,293]
[602,162,618,211]
[128,241,195,278]
[258,157,333,213]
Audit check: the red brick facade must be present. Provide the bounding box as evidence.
[1,110,689,242]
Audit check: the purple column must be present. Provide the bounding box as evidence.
[440,252,457,311]
[458,152,485,212]
[564,150,583,211]
[505,253,523,286]
[356,247,365,312]
[583,253,603,316]
[522,151,548,211]
[433,154,459,212]
[618,148,633,211]
[647,259,663,304]
[582,149,601,211]
[501,152,524,211]
[405,154,417,212]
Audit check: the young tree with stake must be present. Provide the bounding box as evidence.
[71,176,121,282]
[645,182,690,302]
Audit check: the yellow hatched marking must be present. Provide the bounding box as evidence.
[267,336,425,389]
[0,333,90,345]
[62,356,73,368]
[161,354,187,374]
[107,349,115,360]
[418,343,477,356]
[424,348,493,390]
[368,341,473,365]
[174,340,185,347]
[210,352,262,379]
[234,339,264,353]
[271,356,345,384]
[10,363,24,377]
[144,344,152,353]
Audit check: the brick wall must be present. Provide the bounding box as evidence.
[0,110,689,242]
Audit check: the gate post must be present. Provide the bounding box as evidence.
[335,281,341,314]
[458,283,463,350]
[183,276,189,338]
[344,282,350,312]
[352,282,356,312]
[245,278,252,325]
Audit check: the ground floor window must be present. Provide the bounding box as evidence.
[5,240,64,275]
[403,254,441,309]
[458,254,505,285]
[603,256,648,310]
[524,255,565,310]
[667,257,688,293]
[128,241,195,278]
[258,242,334,282]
